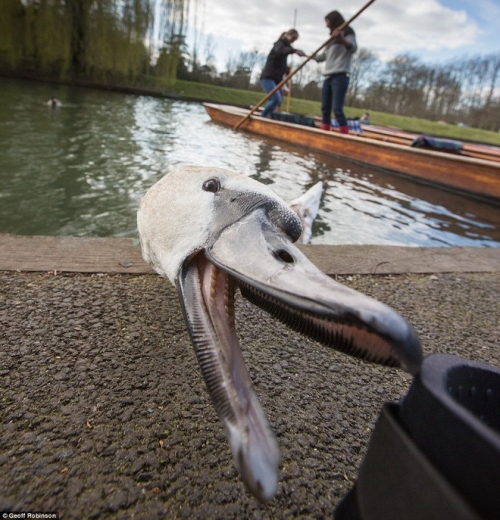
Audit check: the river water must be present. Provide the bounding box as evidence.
[1,77,499,247]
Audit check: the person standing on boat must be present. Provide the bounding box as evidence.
[260,29,306,118]
[314,10,357,134]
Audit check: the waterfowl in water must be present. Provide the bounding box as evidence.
[137,165,422,502]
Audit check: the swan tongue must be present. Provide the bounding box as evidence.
[176,252,279,502]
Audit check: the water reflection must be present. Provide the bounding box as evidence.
[1,77,499,247]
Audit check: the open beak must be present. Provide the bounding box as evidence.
[175,207,422,502]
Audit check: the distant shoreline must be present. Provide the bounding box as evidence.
[2,71,499,147]
[0,70,242,106]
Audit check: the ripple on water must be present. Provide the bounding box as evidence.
[0,77,499,245]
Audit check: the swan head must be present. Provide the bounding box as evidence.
[137,165,422,502]
[138,165,300,282]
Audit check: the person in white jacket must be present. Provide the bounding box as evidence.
[314,10,357,134]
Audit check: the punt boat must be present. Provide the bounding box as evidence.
[204,103,500,203]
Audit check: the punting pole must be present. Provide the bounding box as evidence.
[233,0,377,130]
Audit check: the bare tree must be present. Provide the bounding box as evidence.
[221,50,260,89]
[347,48,378,106]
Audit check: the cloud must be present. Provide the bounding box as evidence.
[359,0,479,59]
[194,0,495,69]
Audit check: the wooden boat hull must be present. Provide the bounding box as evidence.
[204,103,500,202]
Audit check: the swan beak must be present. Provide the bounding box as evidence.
[176,250,280,503]
[175,207,422,502]
[208,208,422,375]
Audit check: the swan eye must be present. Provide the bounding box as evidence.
[202,178,221,193]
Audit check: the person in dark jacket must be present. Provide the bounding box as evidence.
[260,29,306,118]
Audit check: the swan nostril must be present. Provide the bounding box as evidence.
[274,249,294,263]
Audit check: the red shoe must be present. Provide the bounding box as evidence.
[339,125,349,134]
[320,123,331,131]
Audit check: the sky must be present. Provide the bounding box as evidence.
[187,0,500,71]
